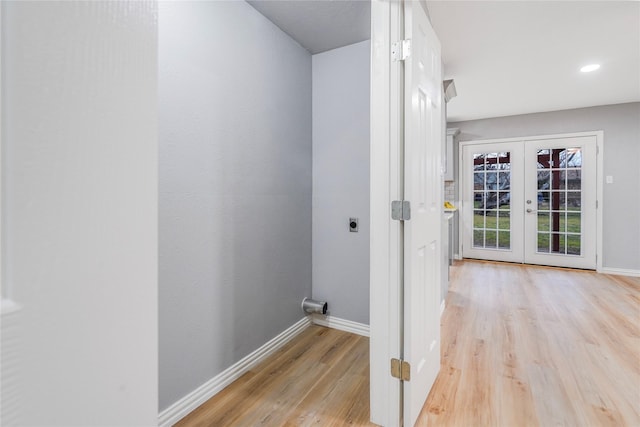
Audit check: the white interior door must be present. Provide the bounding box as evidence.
[462,135,598,270]
[403,2,442,426]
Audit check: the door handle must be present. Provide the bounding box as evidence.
[526,208,536,213]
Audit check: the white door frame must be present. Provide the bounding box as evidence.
[458,131,604,271]
[0,3,3,299]
[370,0,403,425]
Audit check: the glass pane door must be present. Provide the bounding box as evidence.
[462,142,524,263]
[524,136,597,269]
[463,135,596,269]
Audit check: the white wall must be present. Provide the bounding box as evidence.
[1,1,158,425]
[312,41,371,324]
[450,102,640,272]
[159,1,312,411]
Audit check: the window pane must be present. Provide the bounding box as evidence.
[567,192,581,209]
[498,172,510,189]
[484,191,498,209]
[555,192,566,210]
[485,173,498,190]
[559,212,568,233]
[537,233,550,253]
[498,231,510,249]
[549,212,563,234]
[565,148,582,168]
[474,192,484,208]
[558,170,568,190]
[474,173,484,190]
[498,212,510,230]
[485,210,498,229]
[567,213,581,233]
[473,230,484,247]
[474,211,485,228]
[497,152,511,169]
[485,230,497,248]
[567,235,581,255]
[498,191,510,209]
[550,233,564,254]
[538,212,550,232]
[538,192,550,210]
[567,170,581,190]
[537,149,551,169]
[538,171,551,190]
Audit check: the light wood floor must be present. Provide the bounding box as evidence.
[176,325,374,427]
[420,260,640,426]
[177,261,640,426]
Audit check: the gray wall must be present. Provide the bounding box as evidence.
[312,41,370,325]
[159,1,312,411]
[2,1,158,424]
[450,102,640,271]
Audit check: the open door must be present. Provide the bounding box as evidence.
[370,1,443,425]
[402,1,443,426]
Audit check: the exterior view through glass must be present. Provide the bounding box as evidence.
[472,152,511,250]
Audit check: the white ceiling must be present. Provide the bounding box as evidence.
[247,1,639,122]
[247,0,370,54]
[428,1,640,121]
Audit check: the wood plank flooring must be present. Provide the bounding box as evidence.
[176,261,640,426]
[420,260,640,426]
[175,325,374,427]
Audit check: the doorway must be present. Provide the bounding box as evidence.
[461,133,600,269]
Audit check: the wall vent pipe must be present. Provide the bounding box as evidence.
[302,298,327,315]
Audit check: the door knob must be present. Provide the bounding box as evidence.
[526,208,535,213]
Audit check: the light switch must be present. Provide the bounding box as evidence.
[606,175,614,184]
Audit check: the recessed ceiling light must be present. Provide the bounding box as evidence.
[580,64,600,73]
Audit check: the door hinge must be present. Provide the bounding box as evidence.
[391,39,411,62]
[391,200,411,221]
[596,200,598,209]
[391,358,411,381]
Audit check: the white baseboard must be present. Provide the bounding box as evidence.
[158,316,312,427]
[311,314,370,337]
[598,267,640,277]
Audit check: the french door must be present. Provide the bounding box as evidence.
[462,134,598,269]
